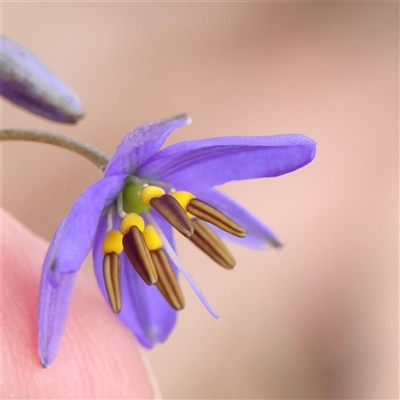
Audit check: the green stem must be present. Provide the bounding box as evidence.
[0,129,109,170]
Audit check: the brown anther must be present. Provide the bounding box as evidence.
[122,226,158,285]
[103,252,122,313]
[187,198,247,238]
[189,219,236,269]
[151,248,185,310]
[150,194,194,237]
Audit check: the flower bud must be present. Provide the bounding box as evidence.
[0,35,83,123]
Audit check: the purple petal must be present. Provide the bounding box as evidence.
[92,212,178,348]
[51,174,126,274]
[190,186,281,250]
[0,35,83,123]
[138,134,316,187]
[38,219,77,367]
[104,114,191,177]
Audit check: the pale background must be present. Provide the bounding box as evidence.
[1,2,398,399]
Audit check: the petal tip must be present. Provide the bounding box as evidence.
[310,142,317,162]
[40,359,50,368]
[39,350,54,368]
[166,113,191,126]
[269,237,283,248]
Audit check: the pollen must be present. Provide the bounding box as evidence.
[140,185,165,205]
[102,230,123,255]
[170,191,195,218]
[120,213,145,235]
[170,191,195,209]
[143,224,163,251]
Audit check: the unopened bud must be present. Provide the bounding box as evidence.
[0,35,83,123]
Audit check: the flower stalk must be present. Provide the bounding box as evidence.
[0,129,109,170]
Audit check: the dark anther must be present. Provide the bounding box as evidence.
[187,198,247,238]
[151,248,185,310]
[150,194,194,237]
[103,252,122,313]
[122,226,158,285]
[190,219,236,269]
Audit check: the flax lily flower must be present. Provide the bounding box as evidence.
[38,114,316,367]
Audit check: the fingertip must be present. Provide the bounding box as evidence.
[2,209,158,399]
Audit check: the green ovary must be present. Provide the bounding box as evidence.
[122,181,152,215]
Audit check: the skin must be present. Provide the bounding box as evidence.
[2,208,157,399]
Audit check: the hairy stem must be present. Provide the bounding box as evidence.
[1,129,109,170]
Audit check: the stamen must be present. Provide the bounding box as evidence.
[120,213,145,235]
[170,191,195,209]
[107,208,114,232]
[127,175,176,191]
[190,219,236,269]
[117,192,127,218]
[143,225,163,251]
[102,230,124,255]
[103,252,122,313]
[127,175,148,185]
[151,248,185,310]
[140,185,165,205]
[145,179,175,191]
[150,195,194,237]
[122,226,158,285]
[187,198,247,238]
[145,211,220,320]
[170,191,195,218]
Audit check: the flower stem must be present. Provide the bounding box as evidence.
[0,129,109,170]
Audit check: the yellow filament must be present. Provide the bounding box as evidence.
[143,225,163,251]
[120,213,145,235]
[170,191,195,218]
[102,230,123,255]
[140,185,165,205]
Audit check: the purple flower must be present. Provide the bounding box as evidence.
[0,35,83,123]
[38,114,316,367]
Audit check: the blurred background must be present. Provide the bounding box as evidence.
[1,2,398,399]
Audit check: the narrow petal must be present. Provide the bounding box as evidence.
[93,212,178,348]
[0,35,83,123]
[104,114,191,177]
[187,186,281,250]
[138,134,316,187]
[51,174,125,274]
[38,220,77,367]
